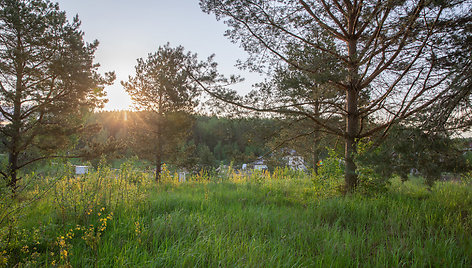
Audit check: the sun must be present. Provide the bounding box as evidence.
[104,84,132,111]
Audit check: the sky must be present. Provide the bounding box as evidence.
[55,0,264,110]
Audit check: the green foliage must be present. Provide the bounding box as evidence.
[461,171,472,185]
[121,44,220,179]
[195,144,217,170]
[271,166,307,180]
[53,160,152,223]
[122,43,200,113]
[1,162,472,266]
[313,149,344,197]
[355,140,391,195]
[0,177,13,227]
[192,116,274,166]
[356,127,470,188]
[0,0,114,187]
[465,152,472,166]
[88,113,277,169]
[200,0,471,193]
[0,159,154,266]
[315,149,344,181]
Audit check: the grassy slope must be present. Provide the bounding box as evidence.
[79,178,471,267]
[3,173,472,267]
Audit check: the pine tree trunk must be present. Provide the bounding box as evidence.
[154,129,163,182]
[9,56,23,192]
[345,16,360,193]
[155,110,163,183]
[344,126,358,192]
[8,152,18,191]
[344,91,360,193]
[155,156,162,182]
[313,100,320,173]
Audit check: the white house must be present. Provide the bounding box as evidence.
[253,158,268,171]
[75,165,89,175]
[282,149,307,171]
[284,155,307,171]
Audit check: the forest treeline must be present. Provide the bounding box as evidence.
[87,110,472,185]
[89,111,311,170]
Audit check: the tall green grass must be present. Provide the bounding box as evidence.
[0,163,471,267]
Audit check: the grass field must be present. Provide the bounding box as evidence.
[1,164,471,267]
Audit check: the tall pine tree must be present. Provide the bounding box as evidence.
[0,0,114,189]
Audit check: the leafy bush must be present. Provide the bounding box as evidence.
[313,149,344,197]
[355,141,390,195]
[53,159,152,223]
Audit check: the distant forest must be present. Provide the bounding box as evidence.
[89,111,340,171]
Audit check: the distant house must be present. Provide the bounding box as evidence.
[241,157,268,171]
[282,149,307,171]
[75,165,90,175]
[284,155,307,171]
[253,158,268,171]
[241,150,308,172]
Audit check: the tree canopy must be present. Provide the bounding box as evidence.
[122,44,205,181]
[0,0,114,189]
[200,0,472,191]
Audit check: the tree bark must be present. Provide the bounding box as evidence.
[9,96,22,190]
[345,12,360,193]
[7,152,18,191]
[8,39,24,191]
[155,155,162,182]
[313,99,320,172]
[344,93,359,192]
[154,109,163,183]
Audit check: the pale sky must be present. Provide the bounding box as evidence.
[55,0,263,110]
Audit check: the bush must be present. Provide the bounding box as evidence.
[313,149,344,197]
[53,159,152,223]
[355,141,390,195]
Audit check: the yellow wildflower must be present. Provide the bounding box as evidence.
[0,250,8,265]
[60,249,68,259]
[21,245,29,253]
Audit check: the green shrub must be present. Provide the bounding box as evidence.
[355,140,390,195]
[313,149,344,197]
[53,160,152,223]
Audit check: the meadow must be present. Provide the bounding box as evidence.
[0,160,471,267]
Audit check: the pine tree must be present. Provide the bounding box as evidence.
[0,0,114,189]
[122,44,200,182]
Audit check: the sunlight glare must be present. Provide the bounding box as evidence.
[104,83,132,111]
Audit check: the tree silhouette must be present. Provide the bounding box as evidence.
[0,0,114,189]
[122,44,201,181]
